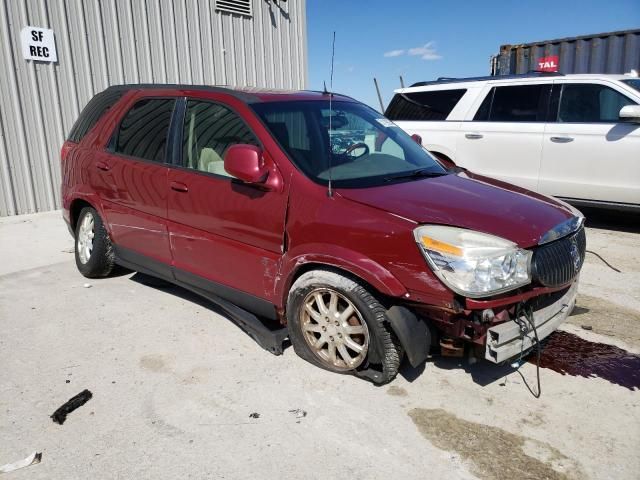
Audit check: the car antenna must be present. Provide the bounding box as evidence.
[327,31,336,198]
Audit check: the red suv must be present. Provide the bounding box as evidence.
[61,85,585,384]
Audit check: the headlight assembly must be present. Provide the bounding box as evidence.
[414,225,532,298]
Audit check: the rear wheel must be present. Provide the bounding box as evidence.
[74,207,115,278]
[287,270,403,384]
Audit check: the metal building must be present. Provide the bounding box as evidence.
[0,0,308,216]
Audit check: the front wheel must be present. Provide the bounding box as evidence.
[287,270,403,384]
[74,207,115,278]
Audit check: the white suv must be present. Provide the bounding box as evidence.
[386,73,640,211]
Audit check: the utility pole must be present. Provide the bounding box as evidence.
[373,77,385,112]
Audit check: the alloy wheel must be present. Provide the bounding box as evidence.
[300,288,370,371]
[77,213,95,264]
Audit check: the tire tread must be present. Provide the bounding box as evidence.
[287,269,403,384]
[75,207,115,278]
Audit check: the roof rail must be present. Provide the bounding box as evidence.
[104,83,261,102]
[409,72,564,88]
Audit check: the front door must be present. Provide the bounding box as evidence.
[540,81,640,206]
[167,98,288,312]
[455,83,551,192]
[92,97,176,272]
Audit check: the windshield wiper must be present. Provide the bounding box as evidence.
[383,168,448,182]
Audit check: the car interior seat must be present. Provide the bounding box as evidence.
[198,147,227,176]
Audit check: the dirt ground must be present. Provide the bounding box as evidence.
[1,209,639,479]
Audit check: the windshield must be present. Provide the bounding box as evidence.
[623,79,640,93]
[251,100,446,188]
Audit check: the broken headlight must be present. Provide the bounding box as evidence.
[414,225,532,298]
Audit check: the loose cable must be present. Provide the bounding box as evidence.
[512,303,542,398]
[585,250,621,273]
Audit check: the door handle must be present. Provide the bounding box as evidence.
[170,181,188,193]
[465,133,483,140]
[96,161,111,171]
[550,136,574,143]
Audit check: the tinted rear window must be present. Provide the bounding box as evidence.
[68,89,124,143]
[622,79,640,93]
[114,99,175,162]
[474,84,551,122]
[385,89,466,121]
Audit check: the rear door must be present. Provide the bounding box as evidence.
[454,83,551,191]
[540,81,640,206]
[166,97,288,312]
[93,97,175,273]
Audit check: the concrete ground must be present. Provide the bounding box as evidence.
[1,209,639,479]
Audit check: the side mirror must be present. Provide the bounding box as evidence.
[619,105,640,123]
[411,133,423,145]
[224,144,269,184]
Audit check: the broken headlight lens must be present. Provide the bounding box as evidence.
[414,225,532,298]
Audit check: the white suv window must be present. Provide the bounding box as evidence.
[557,84,637,123]
[474,84,551,122]
[385,89,467,121]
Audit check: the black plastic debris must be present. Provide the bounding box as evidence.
[51,389,93,425]
[248,412,260,419]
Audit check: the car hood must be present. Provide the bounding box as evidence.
[336,171,575,248]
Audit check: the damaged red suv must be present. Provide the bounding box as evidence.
[61,85,585,384]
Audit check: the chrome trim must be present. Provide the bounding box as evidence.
[538,216,585,245]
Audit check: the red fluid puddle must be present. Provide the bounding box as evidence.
[530,331,640,390]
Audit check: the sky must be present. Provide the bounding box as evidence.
[306,0,640,111]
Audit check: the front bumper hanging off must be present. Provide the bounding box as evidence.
[485,280,578,363]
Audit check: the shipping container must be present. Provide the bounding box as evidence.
[491,29,640,76]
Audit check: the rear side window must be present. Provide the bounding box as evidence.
[622,79,640,93]
[474,84,551,122]
[385,89,466,121]
[114,99,175,162]
[557,84,636,123]
[67,89,124,143]
[182,100,259,177]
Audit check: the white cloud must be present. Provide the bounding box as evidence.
[407,41,442,60]
[384,49,405,58]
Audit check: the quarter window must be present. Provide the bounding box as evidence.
[182,100,259,177]
[557,84,636,123]
[622,79,640,93]
[68,89,124,143]
[385,89,466,121]
[114,99,175,162]
[480,84,551,122]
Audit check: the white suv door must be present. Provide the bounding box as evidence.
[540,81,640,207]
[454,82,551,191]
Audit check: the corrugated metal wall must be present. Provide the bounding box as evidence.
[494,29,640,76]
[0,0,307,216]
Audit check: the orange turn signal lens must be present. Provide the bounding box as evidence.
[419,236,463,257]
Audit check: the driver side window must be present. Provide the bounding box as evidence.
[182,100,259,177]
[557,84,636,123]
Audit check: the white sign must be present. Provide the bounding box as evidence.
[20,26,57,62]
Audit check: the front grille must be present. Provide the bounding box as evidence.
[532,227,586,287]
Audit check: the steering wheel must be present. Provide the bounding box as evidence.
[343,142,370,159]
